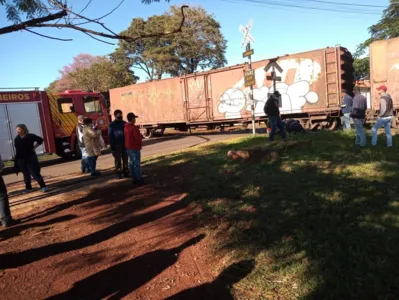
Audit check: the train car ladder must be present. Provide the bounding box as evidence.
[323,47,340,107]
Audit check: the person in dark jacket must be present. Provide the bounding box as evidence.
[340,91,353,130]
[350,88,367,147]
[108,109,129,179]
[0,153,20,228]
[264,91,286,141]
[283,119,306,134]
[124,112,144,186]
[14,124,48,193]
[372,85,393,147]
[76,115,89,174]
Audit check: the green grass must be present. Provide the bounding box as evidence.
[144,130,399,299]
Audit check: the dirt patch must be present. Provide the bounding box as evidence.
[0,166,246,299]
[227,140,312,163]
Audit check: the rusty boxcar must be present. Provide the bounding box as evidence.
[368,37,399,127]
[110,46,354,138]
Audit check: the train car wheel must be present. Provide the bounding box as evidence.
[391,116,399,129]
[140,128,154,139]
[326,118,339,131]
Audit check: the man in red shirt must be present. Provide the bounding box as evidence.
[124,113,144,185]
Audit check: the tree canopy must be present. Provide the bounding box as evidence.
[0,0,187,44]
[355,1,399,56]
[111,5,227,81]
[353,57,370,81]
[46,53,137,93]
[353,1,398,80]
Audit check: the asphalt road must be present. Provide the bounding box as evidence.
[3,130,259,185]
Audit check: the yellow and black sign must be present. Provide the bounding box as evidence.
[242,43,254,58]
[243,49,254,58]
[244,69,255,87]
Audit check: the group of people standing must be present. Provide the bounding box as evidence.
[0,109,144,228]
[263,85,395,147]
[77,109,144,185]
[341,85,394,147]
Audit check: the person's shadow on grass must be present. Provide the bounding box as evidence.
[166,259,255,300]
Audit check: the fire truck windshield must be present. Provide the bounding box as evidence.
[83,96,102,113]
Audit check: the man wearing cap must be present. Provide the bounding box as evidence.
[108,109,129,179]
[124,112,144,186]
[76,115,89,173]
[372,85,393,147]
[264,91,286,141]
[350,87,368,147]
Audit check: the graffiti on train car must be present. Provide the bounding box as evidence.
[218,58,322,119]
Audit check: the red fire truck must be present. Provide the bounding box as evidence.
[0,88,109,161]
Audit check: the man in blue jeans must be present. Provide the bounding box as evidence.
[124,113,144,185]
[340,91,353,130]
[83,118,102,176]
[264,91,286,141]
[350,88,368,147]
[372,85,393,147]
[108,110,129,179]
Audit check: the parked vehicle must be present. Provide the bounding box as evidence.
[110,45,354,137]
[0,89,109,160]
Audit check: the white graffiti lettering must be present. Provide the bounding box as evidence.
[218,58,321,118]
[218,88,246,119]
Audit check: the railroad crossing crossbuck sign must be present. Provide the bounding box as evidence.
[264,58,283,81]
[239,19,255,48]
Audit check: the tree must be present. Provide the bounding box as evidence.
[45,80,58,93]
[47,53,137,92]
[49,54,102,92]
[166,6,227,76]
[110,15,175,81]
[355,0,399,56]
[112,6,227,81]
[0,0,188,44]
[353,57,370,81]
[70,57,137,92]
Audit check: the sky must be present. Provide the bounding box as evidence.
[0,0,390,90]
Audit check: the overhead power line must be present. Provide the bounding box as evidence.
[222,0,384,15]
[290,0,391,8]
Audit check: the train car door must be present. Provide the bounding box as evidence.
[183,74,211,122]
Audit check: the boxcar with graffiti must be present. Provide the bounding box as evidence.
[110,45,354,137]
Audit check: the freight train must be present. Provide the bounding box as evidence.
[110,37,399,138]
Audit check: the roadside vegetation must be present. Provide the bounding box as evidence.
[143,130,399,299]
